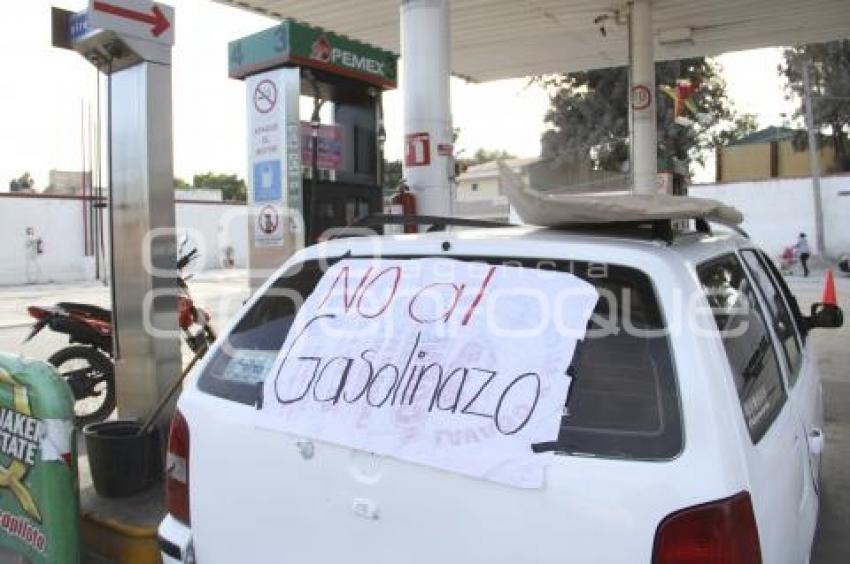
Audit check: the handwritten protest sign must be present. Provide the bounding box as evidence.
[262,258,598,488]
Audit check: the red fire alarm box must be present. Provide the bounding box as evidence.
[405,132,431,167]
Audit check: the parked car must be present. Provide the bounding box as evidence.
[158,208,841,564]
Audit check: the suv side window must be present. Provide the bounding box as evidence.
[740,249,803,384]
[758,249,808,342]
[698,254,788,442]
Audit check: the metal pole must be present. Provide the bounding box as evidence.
[81,99,89,256]
[372,87,386,191]
[106,62,119,355]
[110,60,180,419]
[803,62,826,255]
[94,70,103,281]
[309,90,323,243]
[628,0,658,194]
[400,0,453,217]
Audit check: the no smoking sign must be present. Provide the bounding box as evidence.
[258,204,280,234]
[254,204,284,247]
[254,79,278,114]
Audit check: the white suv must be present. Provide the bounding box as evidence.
[158,216,841,564]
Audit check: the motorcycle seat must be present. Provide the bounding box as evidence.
[57,302,112,322]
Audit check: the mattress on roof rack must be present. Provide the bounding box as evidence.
[499,161,743,227]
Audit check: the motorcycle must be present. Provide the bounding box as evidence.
[24,245,216,426]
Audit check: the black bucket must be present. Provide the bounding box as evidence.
[83,420,162,498]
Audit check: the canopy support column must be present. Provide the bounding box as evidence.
[629,0,658,194]
[400,0,453,217]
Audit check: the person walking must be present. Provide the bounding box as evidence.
[795,232,812,277]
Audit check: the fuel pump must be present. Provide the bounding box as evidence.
[229,20,398,289]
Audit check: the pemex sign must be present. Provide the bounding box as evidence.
[229,19,398,89]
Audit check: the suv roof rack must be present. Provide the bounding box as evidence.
[339,214,511,233]
[327,214,749,244]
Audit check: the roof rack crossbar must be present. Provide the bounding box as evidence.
[352,214,512,231]
[324,214,511,240]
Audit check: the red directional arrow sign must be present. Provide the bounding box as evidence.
[93,1,170,37]
[88,0,174,45]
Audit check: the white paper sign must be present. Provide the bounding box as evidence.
[262,258,598,488]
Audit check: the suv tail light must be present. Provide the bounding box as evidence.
[166,409,191,526]
[653,492,761,564]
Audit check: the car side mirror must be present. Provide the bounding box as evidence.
[807,303,844,330]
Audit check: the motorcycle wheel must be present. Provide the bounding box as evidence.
[48,346,116,427]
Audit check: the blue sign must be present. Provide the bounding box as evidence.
[69,11,91,43]
[253,160,282,203]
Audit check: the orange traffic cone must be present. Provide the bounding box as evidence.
[822,269,838,306]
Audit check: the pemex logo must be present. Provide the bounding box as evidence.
[311,35,332,63]
[308,33,388,82]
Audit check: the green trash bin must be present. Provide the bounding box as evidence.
[0,353,79,564]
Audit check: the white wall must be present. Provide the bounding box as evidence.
[214,205,250,270]
[821,175,850,256]
[457,176,502,202]
[0,196,89,285]
[174,188,223,201]
[174,202,248,271]
[0,195,249,286]
[691,173,850,258]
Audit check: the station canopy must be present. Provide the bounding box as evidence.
[214,0,850,81]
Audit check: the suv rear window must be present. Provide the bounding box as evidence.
[199,257,682,460]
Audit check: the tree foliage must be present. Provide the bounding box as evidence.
[383,159,403,193]
[191,172,246,202]
[470,148,515,164]
[173,177,191,189]
[713,113,760,149]
[538,58,745,174]
[451,127,515,166]
[9,172,34,192]
[780,40,850,172]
